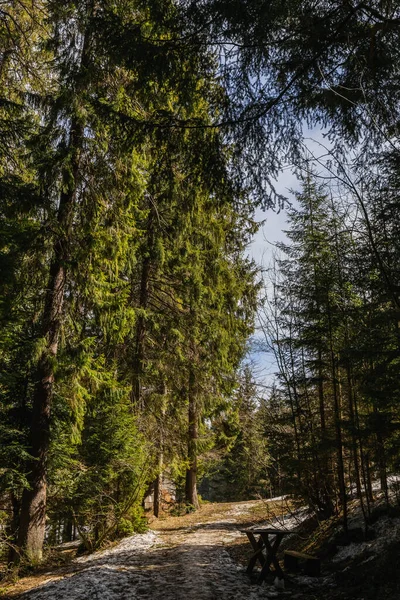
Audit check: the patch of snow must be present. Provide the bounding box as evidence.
[388,474,400,486]
[228,502,260,516]
[291,575,321,588]
[333,515,400,563]
[264,589,279,598]
[372,474,400,492]
[275,508,309,531]
[19,519,282,600]
[349,474,400,498]
[360,555,376,565]
[333,541,371,562]
[248,507,310,534]
[267,495,288,502]
[76,531,158,565]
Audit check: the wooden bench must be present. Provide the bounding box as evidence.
[284,550,320,577]
[240,528,291,582]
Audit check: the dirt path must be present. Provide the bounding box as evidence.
[3,500,291,600]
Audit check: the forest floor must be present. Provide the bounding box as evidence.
[1,496,400,600]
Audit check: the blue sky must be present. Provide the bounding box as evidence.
[247,127,328,391]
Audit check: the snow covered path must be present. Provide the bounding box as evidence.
[15,501,289,600]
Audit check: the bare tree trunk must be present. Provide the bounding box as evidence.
[17,113,84,563]
[353,395,372,517]
[7,493,20,565]
[132,241,152,407]
[153,444,164,517]
[185,368,199,509]
[316,348,335,518]
[317,349,326,431]
[346,366,363,502]
[374,405,389,504]
[153,474,161,518]
[17,266,65,560]
[154,385,166,517]
[63,517,73,543]
[365,453,374,503]
[301,348,330,516]
[275,330,302,483]
[131,203,158,409]
[328,304,348,533]
[336,373,348,533]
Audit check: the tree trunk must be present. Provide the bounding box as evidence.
[185,368,199,509]
[17,266,65,560]
[328,304,347,533]
[346,366,363,500]
[17,114,84,562]
[316,348,335,518]
[154,386,166,517]
[365,453,374,503]
[63,517,73,543]
[318,349,326,431]
[354,395,372,517]
[15,18,93,559]
[335,370,348,533]
[132,260,150,408]
[153,469,162,518]
[374,405,389,504]
[274,325,302,484]
[131,208,154,408]
[7,493,20,565]
[153,442,164,517]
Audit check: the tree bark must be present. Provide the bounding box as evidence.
[185,368,200,509]
[7,492,20,565]
[327,303,347,533]
[63,517,73,543]
[374,405,389,504]
[365,453,374,503]
[17,116,84,563]
[154,385,166,517]
[132,207,154,408]
[16,19,93,560]
[153,469,162,518]
[346,366,363,500]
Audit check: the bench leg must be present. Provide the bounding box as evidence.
[257,534,284,582]
[246,533,266,574]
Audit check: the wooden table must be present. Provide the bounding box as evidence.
[240,528,290,582]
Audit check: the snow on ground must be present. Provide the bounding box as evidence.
[76,531,158,564]
[270,508,310,532]
[372,475,400,492]
[265,496,288,503]
[244,507,310,534]
[331,476,400,564]
[333,515,400,563]
[8,489,400,600]
[349,475,400,497]
[18,502,301,600]
[19,532,158,600]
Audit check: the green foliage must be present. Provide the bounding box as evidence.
[0,0,260,563]
[259,169,400,522]
[200,367,270,502]
[48,383,149,551]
